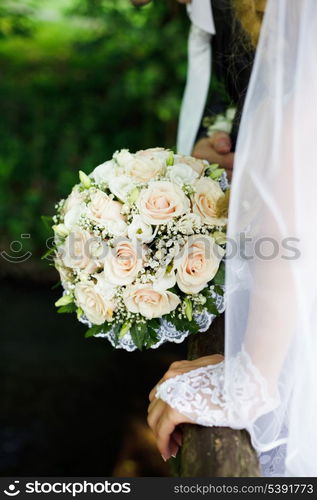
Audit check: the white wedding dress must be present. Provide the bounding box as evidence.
[157,0,317,477]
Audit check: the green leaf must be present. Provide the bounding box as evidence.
[169,314,200,335]
[79,170,91,188]
[147,318,160,331]
[205,298,219,315]
[84,322,113,338]
[111,323,122,346]
[119,321,131,339]
[57,303,77,314]
[76,307,84,320]
[209,168,225,180]
[51,280,61,290]
[184,297,193,321]
[166,151,174,166]
[128,187,140,204]
[55,294,73,307]
[213,261,225,286]
[41,246,56,261]
[214,284,224,296]
[145,327,160,349]
[41,215,53,230]
[130,322,147,351]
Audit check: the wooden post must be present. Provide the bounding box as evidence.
[179,314,260,477]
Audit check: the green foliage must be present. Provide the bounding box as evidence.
[130,322,147,351]
[213,261,225,286]
[85,322,113,338]
[57,302,77,314]
[0,0,187,260]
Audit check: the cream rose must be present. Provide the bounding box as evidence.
[103,238,143,285]
[54,257,74,290]
[62,187,86,215]
[123,284,180,319]
[136,147,170,163]
[175,234,225,294]
[137,181,190,225]
[87,189,126,225]
[192,177,228,226]
[75,280,115,325]
[61,229,99,273]
[173,155,206,175]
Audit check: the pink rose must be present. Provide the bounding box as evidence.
[176,234,224,294]
[192,177,228,226]
[88,189,125,224]
[61,229,100,273]
[75,280,115,325]
[173,155,206,175]
[103,238,143,285]
[137,181,190,225]
[123,284,180,319]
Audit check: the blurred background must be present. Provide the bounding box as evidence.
[0,0,188,476]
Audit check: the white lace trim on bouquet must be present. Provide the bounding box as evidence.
[79,289,225,352]
[156,347,279,429]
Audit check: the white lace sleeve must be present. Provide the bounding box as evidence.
[156,348,278,429]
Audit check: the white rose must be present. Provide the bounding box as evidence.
[74,280,115,325]
[126,158,163,182]
[64,203,87,230]
[175,234,224,294]
[137,181,190,225]
[87,189,126,226]
[109,175,136,202]
[105,219,128,237]
[123,284,180,319]
[136,147,170,163]
[90,160,117,185]
[103,238,143,285]
[61,229,99,273]
[173,155,206,175]
[62,187,86,214]
[192,177,228,226]
[114,149,135,167]
[94,270,117,297]
[116,148,168,182]
[167,163,199,186]
[127,215,154,243]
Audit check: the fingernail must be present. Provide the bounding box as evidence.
[219,140,229,148]
[161,455,167,462]
[171,453,177,458]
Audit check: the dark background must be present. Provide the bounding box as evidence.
[0,0,188,476]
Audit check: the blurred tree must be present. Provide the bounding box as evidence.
[0,0,187,274]
[0,0,37,38]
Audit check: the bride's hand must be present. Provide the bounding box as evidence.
[192,132,235,181]
[147,354,224,461]
[149,354,224,402]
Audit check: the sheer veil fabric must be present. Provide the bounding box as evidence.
[157,0,317,476]
[226,0,317,476]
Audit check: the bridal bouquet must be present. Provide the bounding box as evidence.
[51,148,228,351]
